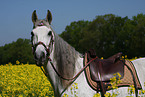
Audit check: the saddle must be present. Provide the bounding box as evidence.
[84,49,142,97]
[88,49,124,82]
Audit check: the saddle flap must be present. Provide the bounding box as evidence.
[87,50,124,82]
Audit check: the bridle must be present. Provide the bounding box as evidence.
[31,33,54,64]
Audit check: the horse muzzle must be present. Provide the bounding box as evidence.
[33,45,47,66]
[32,40,53,66]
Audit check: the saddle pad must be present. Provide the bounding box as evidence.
[116,60,142,89]
[84,53,142,91]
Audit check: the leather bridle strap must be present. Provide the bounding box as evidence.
[48,56,98,81]
[32,34,54,57]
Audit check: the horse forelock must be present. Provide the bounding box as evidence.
[33,19,51,29]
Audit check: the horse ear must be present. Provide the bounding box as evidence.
[32,10,38,24]
[46,10,52,24]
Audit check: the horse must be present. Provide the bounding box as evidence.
[31,10,145,97]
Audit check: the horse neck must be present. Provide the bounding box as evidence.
[46,33,84,95]
[54,34,80,78]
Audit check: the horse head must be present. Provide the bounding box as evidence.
[31,10,54,66]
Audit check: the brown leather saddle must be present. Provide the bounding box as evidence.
[85,49,142,97]
[88,49,124,82]
[86,49,125,96]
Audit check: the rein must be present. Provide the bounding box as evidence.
[43,56,98,81]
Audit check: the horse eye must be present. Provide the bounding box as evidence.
[31,32,34,36]
[48,31,52,36]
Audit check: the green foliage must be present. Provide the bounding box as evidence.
[80,14,129,58]
[0,38,34,64]
[60,13,145,58]
[60,20,91,52]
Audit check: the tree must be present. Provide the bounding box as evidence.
[127,13,145,57]
[0,38,34,64]
[79,14,129,57]
[60,20,90,52]
[60,13,145,58]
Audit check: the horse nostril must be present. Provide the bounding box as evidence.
[34,44,46,62]
[37,51,46,61]
[34,51,45,61]
[40,52,45,59]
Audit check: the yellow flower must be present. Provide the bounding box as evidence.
[16,60,20,65]
[139,90,142,95]
[8,62,13,66]
[104,92,111,97]
[125,55,127,59]
[74,82,78,86]
[128,85,135,95]
[93,93,101,97]
[117,72,121,78]
[112,92,118,97]
[110,77,117,83]
[72,84,75,87]
[142,90,145,94]
[107,86,111,89]
[117,80,122,84]
[63,93,69,97]
[70,87,73,90]
[7,86,11,90]
[18,94,23,97]
[0,63,54,96]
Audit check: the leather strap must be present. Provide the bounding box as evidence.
[43,56,98,81]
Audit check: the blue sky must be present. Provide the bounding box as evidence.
[0,0,145,46]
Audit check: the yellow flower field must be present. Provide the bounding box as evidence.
[0,63,54,97]
[0,57,143,97]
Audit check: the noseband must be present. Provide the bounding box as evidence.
[32,34,54,63]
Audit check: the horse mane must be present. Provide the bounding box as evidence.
[54,32,80,81]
